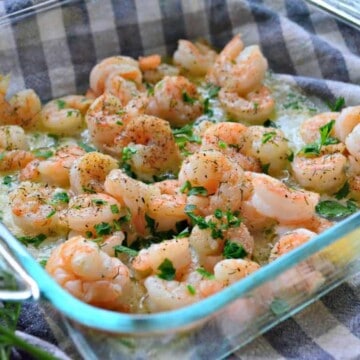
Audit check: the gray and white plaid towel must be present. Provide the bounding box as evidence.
[1,0,360,359]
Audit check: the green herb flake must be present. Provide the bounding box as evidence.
[187,284,196,295]
[110,204,120,214]
[82,186,96,194]
[46,209,56,219]
[114,245,139,258]
[116,120,123,126]
[0,152,5,161]
[335,181,350,200]
[327,96,346,112]
[262,131,277,144]
[145,214,156,233]
[2,175,12,186]
[52,192,70,204]
[56,99,67,109]
[315,200,358,219]
[39,259,48,268]
[17,234,47,248]
[85,231,93,238]
[188,186,208,196]
[218,140,227,149]
[157,258,176,280]
[175,227,190,238]
[182,91,196,104]
[261,163,270,174]
[196,267,215,279]
[206,83,221,98]
[203,98,214,117]
[78,141,96,153]
[91,199,108,206]
[122,147,137,162]
[223,241,247,259]
[94,222,112,236]
[32,149,54,159]
[287,151,294,162]
[180,180,192,194]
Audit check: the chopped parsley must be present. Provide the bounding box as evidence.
[122,147,137,162]
[17,234,47,248]
[218,140,227,149]
[187,284,196,295]
[335,181,350,200]
[287,151,294,162]
[145,214,156,234]
[172,124,201,155]
[145,82,154,96]
[56,99,67,109]
[46,209,56,219]
[157,258,176,280]
[39,259,48,268]
[32,148,54,159]
[110,204,120,214]
[196,267,215,279]
[52,192,70,204]
[114,245,138,258]
[327,96,346,112]
[180,181,208,196]
[261,163,270,174]
[91,199,107,205]
[262,131,277,144]
[94,222,112,236]
[203,98,213,117]
[223,241,247,259]
[315,200,358,219]
[2,175,12,186]
[78,141,96,153]
[182,91,196,104]
[205,83,221,98]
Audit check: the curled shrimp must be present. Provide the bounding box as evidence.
[243,125,291,176]
[334,106,360,143]
[132,237,191,278]
[85,93,128,155]
[89,56,142,97]
[146,76,203,127]
[201,122,261,172]
[41,95,93,135]
[219,86,275,124]
[46,236,130,310]
[345,123,360,161]
[189,215,254,271]
[214,258,260,286]
[291,153,347,194]
[138,54,162,72]
[65,193,124,236]
[0,125,28,150]
[69,152,118,194]
[144,270,222,312]
[173,40,217,76]
[114,114,181,181]
[248,172,320,225]
[207,35,268,95]
[0,150,34,172]
[179,150,252,215]
[143,63,180,85]
[20,145,86,187]
[9,182,68,235]
[269,228,316,261]
[0,74,42,128]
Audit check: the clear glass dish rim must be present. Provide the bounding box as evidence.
[2,211,360,334]
[1,0,360,335]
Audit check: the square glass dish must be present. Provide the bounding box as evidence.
[1,0,360,359]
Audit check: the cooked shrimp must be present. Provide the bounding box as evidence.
[219,86,275,124]
[144,271,222,312]
[146,76,203,127]
[114,114,181,181]
[173,40,217,76]
[9,182,67,234]
[139,54,161,72]
[90,56,142,96]
[69,152,118,194]
[65,193,124,235]
[0,150,34,171]
[345,123,360,160]
[214,258,260,286]
[243,126,290,176]
[291,153,347,193]
[201,122,261,172]
[85,93,128,155]
[269,228,316,261]
[46,236,130,310]
[0,125,28,150]
[207,35,268,95]
[334,106,360,143]
[300,112,339,143]
[41,95,92,135]
[132,237,191,277]
[178,150,252,215]
[20,145,85,187]
[189,216,254,271]
[143,63,180,84]
[0,75,42,128]
[104,75,140,106]
[248,172,320,225]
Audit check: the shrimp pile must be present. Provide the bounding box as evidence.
[0,34,357,314]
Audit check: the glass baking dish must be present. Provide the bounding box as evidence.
[1,0,360,358]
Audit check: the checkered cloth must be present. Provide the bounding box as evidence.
[1,0,360,359]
